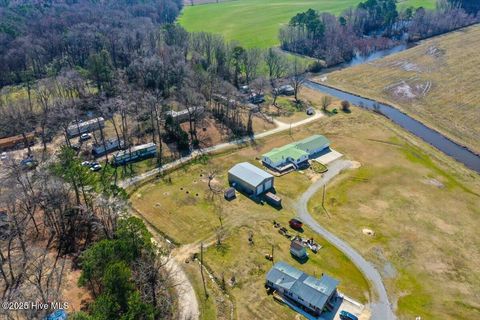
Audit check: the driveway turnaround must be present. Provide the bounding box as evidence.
[294,160,396,320]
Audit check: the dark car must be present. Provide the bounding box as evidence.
[289,219,303,230]
[340,310,358,320]
[20,156,38,170]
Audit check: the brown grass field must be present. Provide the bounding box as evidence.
[131,88,480,320]
[320,25,480,155]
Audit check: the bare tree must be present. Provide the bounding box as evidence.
[243,48,262,85]
[321,95,332,112]
[264,48,288,85]
[288,58,308,104]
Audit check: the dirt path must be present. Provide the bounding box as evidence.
[133,212,200,320]
[294,160,396,320]
[119,112,323,189]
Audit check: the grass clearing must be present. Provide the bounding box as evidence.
[203,220,371,320]
[321,24,480,154]
[178,0,435,48]
[132,87,479,319]
[303,104,480,319]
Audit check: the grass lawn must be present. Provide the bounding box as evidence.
[178,0,435,48]
[131,140,315,244]
[320,24,480,154]
[132,87,479,319]
[203,220,370,320]
[302,105,480,319]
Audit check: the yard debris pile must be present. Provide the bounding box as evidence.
[273,220,322,254]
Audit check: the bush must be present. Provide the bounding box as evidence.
[341,100,351,112]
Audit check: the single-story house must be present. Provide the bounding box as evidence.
[228,162,274,196]
[266,261,339,316]
[262,135,330,171]
[262,144,309,171]
[290,240,307,260]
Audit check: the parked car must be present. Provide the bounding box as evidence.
[289,219,303,230]
[306,106,315,115]
[79,133,92,142]
[248,93,265,104]
[81,161,91,167]
[90,163,102,172]
[1,152,7,161]
[240,85,250,94]
[340,310,358,320]
[20,157,38,170]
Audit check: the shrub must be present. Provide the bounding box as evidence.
[341,100,351,112]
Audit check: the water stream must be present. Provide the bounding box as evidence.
[305,44,480,172]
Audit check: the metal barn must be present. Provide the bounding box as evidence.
[228,162,274,196]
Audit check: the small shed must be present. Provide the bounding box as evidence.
[228,162,274,196]
[290,240,308,260]
[224,187,236,200]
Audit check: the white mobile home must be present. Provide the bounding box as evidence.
[67,117,105,138]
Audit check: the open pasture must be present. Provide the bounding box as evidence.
[178,0,435,47]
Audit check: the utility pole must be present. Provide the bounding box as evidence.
[322,184,326,208]
[200,242,209,298]
[271,244,274,264]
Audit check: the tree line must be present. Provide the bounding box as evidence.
[279,0,479,66]
[0,4,314,319]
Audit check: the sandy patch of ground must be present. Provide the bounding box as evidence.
[362,228,375,236]
[62,266,91,313]
[385,79,432,100]
[422,178,444,188]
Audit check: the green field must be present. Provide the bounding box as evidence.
[178,0,436,48]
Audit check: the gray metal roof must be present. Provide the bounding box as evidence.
[228,162,273,187]
[266,261,339,310]
[114,142,156,158]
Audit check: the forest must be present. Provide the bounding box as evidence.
[0,1,307,319]
[279,0,479,66]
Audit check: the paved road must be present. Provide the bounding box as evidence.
[119,112,323,188]
[294,160,396,320]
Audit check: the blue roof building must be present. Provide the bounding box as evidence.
[266,261,339,316]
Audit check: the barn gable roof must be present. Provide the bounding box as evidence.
[228,162,272,187]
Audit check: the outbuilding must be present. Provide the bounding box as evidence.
[228,162,274,196]
[290,240,307,260]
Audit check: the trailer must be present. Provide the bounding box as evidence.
[66,117,105,138]
[112,142,157,166]
[264,192,282,207]
[92,139,125,157]
[0,132,35,151]
[165,107,204,124]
